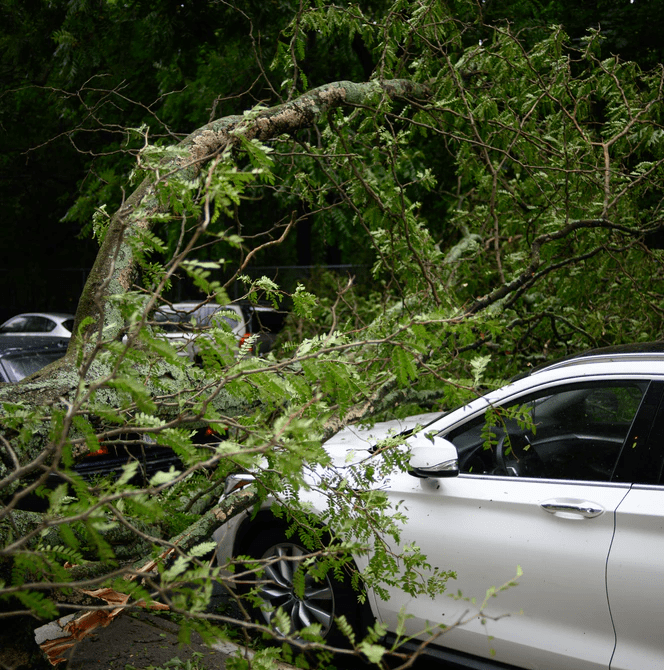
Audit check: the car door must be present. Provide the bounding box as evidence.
[607,486,664,670]
[605,382,664,669]
[374,378,652,670]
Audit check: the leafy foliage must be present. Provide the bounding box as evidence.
[2,1,664,668]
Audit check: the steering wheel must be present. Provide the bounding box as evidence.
[495,434,513,475]
[496,433,544,477]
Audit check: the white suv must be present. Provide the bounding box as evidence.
[214,343,664,670]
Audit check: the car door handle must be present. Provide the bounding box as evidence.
[540,499,604,519]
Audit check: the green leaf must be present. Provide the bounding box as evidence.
[391,347,417,385]
[359,642,386,664]
[470,355,491,386]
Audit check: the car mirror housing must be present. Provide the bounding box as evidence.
[408,434,459,478]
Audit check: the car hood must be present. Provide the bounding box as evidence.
[322,412,441,467]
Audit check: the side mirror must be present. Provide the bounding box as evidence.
[408,434,459,478]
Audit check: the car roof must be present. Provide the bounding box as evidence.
[514,342,664,380]
[5,312,74,320]
[159,300,278,310]
[158,301,241,311]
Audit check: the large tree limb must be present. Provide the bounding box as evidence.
[0,79,427,478]
[74,79,429,344]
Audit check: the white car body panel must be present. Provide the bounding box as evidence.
[376,473,629,670]
[606,485,664,670]
[322,412,440,465]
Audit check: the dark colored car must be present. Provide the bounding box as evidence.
[0,335,187,504]
[154,300,287,358]
[0,335,69,383]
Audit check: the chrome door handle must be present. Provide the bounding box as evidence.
[540,499,604,518]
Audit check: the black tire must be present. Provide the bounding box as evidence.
[242,527,367,648]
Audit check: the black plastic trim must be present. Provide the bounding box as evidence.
[382,635,525,670]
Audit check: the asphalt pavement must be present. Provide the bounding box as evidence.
[57,610,373,670]
[32,606,451,670]
[63,611,242,670]
[57,611,441,670]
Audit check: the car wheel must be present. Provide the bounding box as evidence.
[243,528,366,647]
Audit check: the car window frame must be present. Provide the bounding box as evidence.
[442,378,658,485]
[612,380,664,485]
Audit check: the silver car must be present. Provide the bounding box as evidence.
[0,312,74,338]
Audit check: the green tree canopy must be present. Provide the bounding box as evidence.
[1,1,664,668]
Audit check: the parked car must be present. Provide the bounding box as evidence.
[214,342,664,670]
[0,335,69,383]
[154,300,286,358]
[0,332,219,508]
[0,312,75,337]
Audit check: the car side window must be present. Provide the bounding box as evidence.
[34,316,56,332]
[2,316,54,332]
[447,381,648,482]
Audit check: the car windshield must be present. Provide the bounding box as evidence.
[0,351,64,382]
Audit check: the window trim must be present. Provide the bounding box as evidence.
[611,381,664,485]
[444,378,654,484]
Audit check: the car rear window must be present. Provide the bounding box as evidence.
[155,306,242,332]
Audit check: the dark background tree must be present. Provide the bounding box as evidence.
[2,0,663,318]
[480,0,664,69]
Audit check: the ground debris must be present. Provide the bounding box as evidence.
[35,586,169,666]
